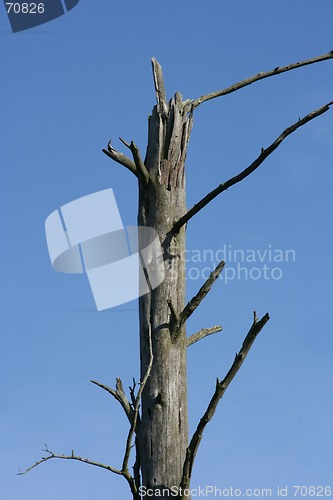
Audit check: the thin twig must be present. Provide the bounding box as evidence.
[180,312,270,491]
[119,136,131,148]
[18,445,122,476]
[186,326,223,348]
[179,261,225,328]
[117,138,150,185]
[122,326,153,475]
[190,51,333,109]
[130,141,150,185]
[129,378,137,408]
[91,378,134,425]
[174,101,333,233]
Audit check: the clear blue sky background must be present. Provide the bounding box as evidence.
[1,1,332,499]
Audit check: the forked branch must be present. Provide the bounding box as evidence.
[174,101,333,233]
[190,51,333,109]
[90,377,134,425]
[103,138,150,186]
[102,140,137,177]
[180,312,270,492]
[19,339,153,499]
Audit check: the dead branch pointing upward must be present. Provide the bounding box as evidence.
[102,140,138,177]
[90,378,134,425]
[190,51,333,109]
[173,101,333,234]
[179,260,225,328]
[180,312,270,492]
[120,138,150,185]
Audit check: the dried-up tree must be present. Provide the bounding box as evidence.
[20,51,333,499]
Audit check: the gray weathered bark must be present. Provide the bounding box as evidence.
[137,61,193,495]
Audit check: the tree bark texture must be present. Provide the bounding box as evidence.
[138,88,193,496]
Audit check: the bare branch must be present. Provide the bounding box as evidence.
[102,140,138,177]
[122,325,153,475]
[119,136,131,148]
[129,378,137,408]
[190,50,333,109]
[117,137,150,184]
[181,312,270,490]
[18,445,122,476]
[179,260,225,328]
[129,141,150,185]
[174,101,333,233]
[91,378,134,425]
[186,326,223,348]
[151,57,168,114]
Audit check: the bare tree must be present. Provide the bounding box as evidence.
[19,51,333,499]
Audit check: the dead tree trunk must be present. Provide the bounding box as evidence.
[20,51,333,500]
[137,67,193,495]
[134,54,332,497]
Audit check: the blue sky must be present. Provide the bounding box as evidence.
[1,1,333,499]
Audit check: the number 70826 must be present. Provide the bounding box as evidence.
[5,3,45,14]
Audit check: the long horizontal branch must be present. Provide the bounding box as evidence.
[18,445,139,498]
[102,140,138,177]
[181,312,270,491]
[186,326,222,347]
[91,378,134,425]
[174,100,333,233]
[18,445,122,476]
[179,260,225,328]
[190,50,333,109]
